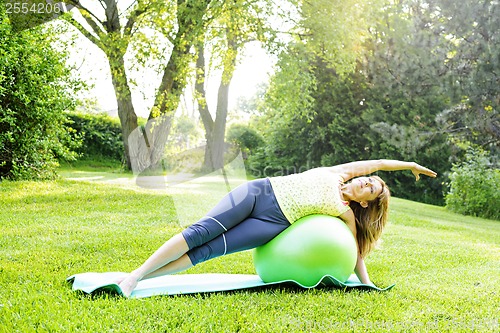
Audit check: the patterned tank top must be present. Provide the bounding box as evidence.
[268,168,350,223]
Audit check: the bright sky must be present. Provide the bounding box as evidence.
[65,19,276,119]
[58,0,301,118]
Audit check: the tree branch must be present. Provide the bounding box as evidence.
[67,0,107,35]
[195,45,215,131]
[103,0,121,32]
[124,7,147,37]
[63,16,105,51]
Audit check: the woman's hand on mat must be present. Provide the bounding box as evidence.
[411,163,437,181]
[118,273,140,297]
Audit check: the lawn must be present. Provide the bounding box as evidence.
[0,165,498,332]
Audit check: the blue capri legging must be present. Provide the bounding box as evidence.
[182,178,291,266]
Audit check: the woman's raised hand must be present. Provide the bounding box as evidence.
[411,163,437,181]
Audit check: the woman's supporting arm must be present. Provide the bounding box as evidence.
[354,254,372,285]
[339,210,372,285]
[328,159,437,181]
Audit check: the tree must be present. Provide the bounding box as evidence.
[195,34,238,171]
[251,42,318,176]
[0,13,81,180]
[254,0,453,203]
[194,0,276,171]
[252,0,386,176]
[358,0,454,203]
[432,0,499,153]
[296,0,384,77]
[361,0,499,201]
[64,0,214,171]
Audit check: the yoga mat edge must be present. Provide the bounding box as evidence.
[67,273,394,299]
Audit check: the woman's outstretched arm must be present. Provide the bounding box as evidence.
[327,159,437,181]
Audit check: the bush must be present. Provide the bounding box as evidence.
[0,15,81,180]
[226,124,264,153]
[226,124,264,173]
[446,148,500,220]
[65,112,123,162]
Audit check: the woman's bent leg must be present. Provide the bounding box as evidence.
[181,179,267,250]
[186,178,290,265]
[142,253,194,279]
[187,216,290,265]
[118,233,189,296]
[118,179,267,296]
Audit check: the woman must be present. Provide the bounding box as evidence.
[118,159,437,297]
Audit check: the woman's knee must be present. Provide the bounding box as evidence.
[186,236,226,266]
[181,216,227,249]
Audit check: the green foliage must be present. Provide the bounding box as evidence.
[251,43,366,176]
[432,0,499,150]
[253,40,449,203]
[356,1,454,204]
[252,0,489,204]
[65,112,124,162]
[226,123,264,165]
[446,148,500,220]
[227,124,264,151]
[250,0,496,206]
[298,0,384,76]
[0,14,81,180]
[250,43,319,176]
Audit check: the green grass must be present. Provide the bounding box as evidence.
[0,167,499,332]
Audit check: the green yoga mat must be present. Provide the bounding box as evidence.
[67,272,394,299]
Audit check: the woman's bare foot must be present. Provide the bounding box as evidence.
[118,273,141,297]
[112,274,127,285]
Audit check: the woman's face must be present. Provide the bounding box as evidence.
[351,176,383,203]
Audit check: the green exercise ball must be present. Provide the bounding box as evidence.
[253,214,357,286]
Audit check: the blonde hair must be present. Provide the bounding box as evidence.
[349,175,390,258]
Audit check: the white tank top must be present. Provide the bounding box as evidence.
[269,168,350,223]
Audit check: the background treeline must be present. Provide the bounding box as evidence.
[0,1,498,219]
[245,0,499,212]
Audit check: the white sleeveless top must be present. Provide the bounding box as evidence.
[269,168,350,223]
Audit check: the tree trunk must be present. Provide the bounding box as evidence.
[68,0,215,172]
[107,41,138,170]
[198,36,238,172]
[142,0,213,172]
[204,80,231,170]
